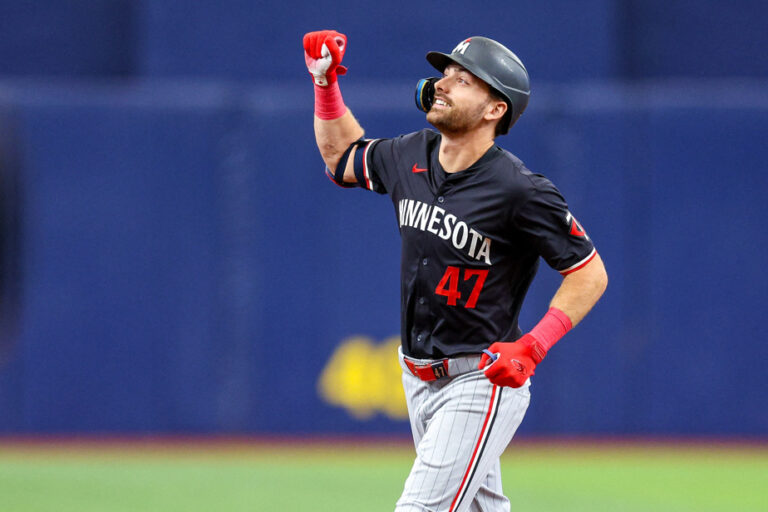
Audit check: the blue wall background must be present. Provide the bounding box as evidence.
[0,1,766,437]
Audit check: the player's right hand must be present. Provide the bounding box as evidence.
[303,30,348,87]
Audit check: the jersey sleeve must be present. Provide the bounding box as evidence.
[352,137,400,195]
[512,177,597,275]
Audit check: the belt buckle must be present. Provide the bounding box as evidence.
[407,358,449,381]
[430,360,448,379]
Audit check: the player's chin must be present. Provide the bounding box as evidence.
[426,109,451,128]
[426,108,442,119]
[428,111,471,134]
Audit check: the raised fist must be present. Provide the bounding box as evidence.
[303,30,348,87]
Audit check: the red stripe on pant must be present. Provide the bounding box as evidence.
[449,384,498,512]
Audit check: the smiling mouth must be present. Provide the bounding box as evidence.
[432,97,451,109]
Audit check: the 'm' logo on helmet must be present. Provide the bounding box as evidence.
[452,38,471,55]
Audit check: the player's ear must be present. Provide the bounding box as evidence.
[484,99,507,123]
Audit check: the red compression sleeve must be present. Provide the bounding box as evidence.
[314,81,347,120]
[529,307,573,352]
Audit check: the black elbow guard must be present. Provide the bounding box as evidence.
[325,138,366,188]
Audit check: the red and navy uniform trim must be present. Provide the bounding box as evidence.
[559,248,597,275]
[449,385,503,512]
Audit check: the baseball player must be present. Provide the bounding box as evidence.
[304,31,608,511]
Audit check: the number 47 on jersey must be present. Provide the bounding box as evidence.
[435,266,488,309]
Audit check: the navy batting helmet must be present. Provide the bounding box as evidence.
[425,37,530,134]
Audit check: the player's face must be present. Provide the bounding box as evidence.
[427,64,497,135]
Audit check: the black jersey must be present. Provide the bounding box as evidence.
[351,129,596,359]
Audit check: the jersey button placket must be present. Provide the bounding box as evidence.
[414,255,430,345]
[418,259,428,306]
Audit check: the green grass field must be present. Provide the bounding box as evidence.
[1,439,766,511]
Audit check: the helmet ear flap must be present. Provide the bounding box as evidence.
[415,77,440,113]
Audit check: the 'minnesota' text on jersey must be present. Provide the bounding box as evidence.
[351,129,595,359]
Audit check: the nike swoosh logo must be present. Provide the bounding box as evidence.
[412,164,428,173]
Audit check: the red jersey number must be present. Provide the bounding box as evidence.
[435,266,488,309]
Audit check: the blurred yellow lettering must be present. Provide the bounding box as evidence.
[317,335,408,420]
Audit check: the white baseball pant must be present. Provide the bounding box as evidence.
[396,347,531,512]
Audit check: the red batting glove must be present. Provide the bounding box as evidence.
[303,30,348,87]
[478,334,548,388]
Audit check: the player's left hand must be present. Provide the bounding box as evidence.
[479,334,547,388]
